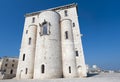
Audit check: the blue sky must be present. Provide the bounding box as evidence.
[0,0,120,70]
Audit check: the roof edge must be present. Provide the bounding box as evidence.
[25,3,77,17]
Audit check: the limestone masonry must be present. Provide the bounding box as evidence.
[16,3,87,79]
[0,57,18,79]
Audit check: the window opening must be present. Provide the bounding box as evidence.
[26,68,28,74]
[43,23,48,35]
[23,54,25,61]
[28,37,31,45]
[69,66,71,73]
[12,64,14,67]
[10,69,13,74]
[32,17,35,23]
[41,64,45,73]
[5,64,7,67]
[65,31,68,39]
[76,51,79,56]
[73,23,75,27]
[64,10,68,16]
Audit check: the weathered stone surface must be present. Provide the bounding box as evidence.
[16,3,87,79]
[0,57,18,79]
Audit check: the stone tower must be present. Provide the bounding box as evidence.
[16,3,87,79]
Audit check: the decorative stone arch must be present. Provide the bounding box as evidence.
[39,19,51,36]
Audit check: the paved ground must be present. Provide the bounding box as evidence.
[0,73,120,82]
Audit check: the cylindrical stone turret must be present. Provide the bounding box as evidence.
[33,11,62,79]
[61,19,78,78]
[16,24,37,79]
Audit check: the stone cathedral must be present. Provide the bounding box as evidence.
[16,3,87,79]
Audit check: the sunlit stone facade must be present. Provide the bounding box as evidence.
[16,3,87,79]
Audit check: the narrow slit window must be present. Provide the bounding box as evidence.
[69,66,71,73]
[10,69,13,74]
[28,37,31,45]
[41,64,45,73]
[26,68,28,74]
[73,23,75,27]
[32,17,35,23]
[23,54,25,61]
[64,10,68,16]
[76,51,79,56]
[65,31,68,39]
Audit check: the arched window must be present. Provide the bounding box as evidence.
[23,54,25,61]
[32,17,35,23]
[64,10,68,16]
[41,64,45,73]
[40,20,50,36]
[10,69,13,74]
[25,68,28,74]
[69,66,71,73]
[28,37,31,45]
[65,31,68,39]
